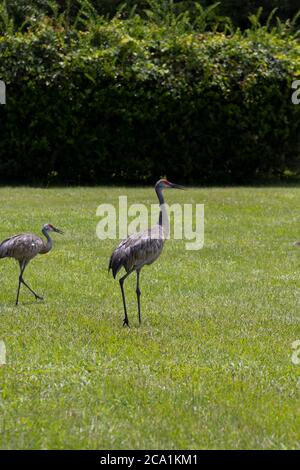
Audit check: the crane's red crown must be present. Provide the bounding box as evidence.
[156,179,171,188]
[43,224,64,234]
[155,179,185,191]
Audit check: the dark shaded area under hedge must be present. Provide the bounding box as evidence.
[1,80,299,185]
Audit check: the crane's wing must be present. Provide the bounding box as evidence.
[0,233,44,260]
[109,226,164,278]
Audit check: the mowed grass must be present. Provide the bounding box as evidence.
[0,186,300,450]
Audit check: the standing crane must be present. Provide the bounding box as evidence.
[0,224,63,305]
[109,179,184,326]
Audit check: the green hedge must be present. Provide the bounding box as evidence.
[0,15,300,184]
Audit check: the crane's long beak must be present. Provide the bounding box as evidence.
[170,183,185,190]
[53,227,64,234]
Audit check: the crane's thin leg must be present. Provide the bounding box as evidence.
[16,261,24,306]
[16,260,43,304]
[21,278,43,301]
[119,270,133,327]
[136,269,141,325]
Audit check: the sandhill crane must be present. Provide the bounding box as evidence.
[109,179,184,326]
[0,224,63,305]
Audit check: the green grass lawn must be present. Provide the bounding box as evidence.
[0,186,300,450]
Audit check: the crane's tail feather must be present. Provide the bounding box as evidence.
[0,241,8,259]
[108,251,124,279]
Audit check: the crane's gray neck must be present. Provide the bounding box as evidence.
[42,228,53,253]
[155,186,164,225]
[155,187,169,237]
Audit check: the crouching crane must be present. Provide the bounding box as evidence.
[0,224,63,305]
[109,179,184,326]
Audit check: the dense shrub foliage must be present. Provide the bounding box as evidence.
[0,2,300,184]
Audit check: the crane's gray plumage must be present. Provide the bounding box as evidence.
[0,233,47,260]
[0,223,63,305]
[109,179,184,326]
[109,225,164,279]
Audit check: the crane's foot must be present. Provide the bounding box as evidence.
[35,295,43,301]
[123,318,129,327]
